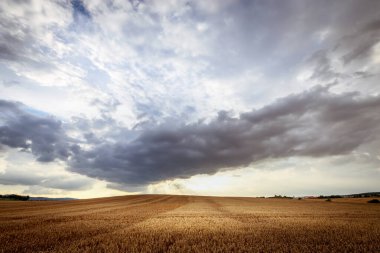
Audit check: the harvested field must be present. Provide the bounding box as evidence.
[1,195,380,252]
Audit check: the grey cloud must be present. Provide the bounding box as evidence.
[0,169,93,191]
[0,170,41,186]
[306,17,380,85]
[339,19,380,64]
[0,100,76,162]
[1,79,20,87]
[0,43,19,61]
[22,186,60,195]
[106,182,145,193]
[0,1,72,75]
[307,50,341,82]
[71,0,91,20]
[198,0,380,76]
[0,12,43,64]
[69,86,380,186]
[41,176,93,191]
[0,4,32,62]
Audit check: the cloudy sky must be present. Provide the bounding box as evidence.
[1,0,380,198]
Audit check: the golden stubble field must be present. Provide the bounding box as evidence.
[0,195,379,252]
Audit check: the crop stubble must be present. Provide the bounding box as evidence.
[0,195,379,252]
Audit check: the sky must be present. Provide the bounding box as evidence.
[0,0,380,198]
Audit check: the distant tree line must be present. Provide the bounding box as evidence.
[318,192,380,199]
[266,192,380,199]
[318,195,342,199]
[0,194,30,201]
[348,192,380,198]
[270,195,293,199]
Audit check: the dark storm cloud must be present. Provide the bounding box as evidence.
[69,86,380,186]
[0,100,76,162]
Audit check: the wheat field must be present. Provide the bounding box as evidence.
[0,195,379,252]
